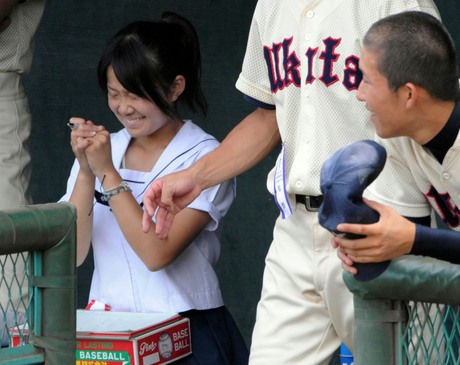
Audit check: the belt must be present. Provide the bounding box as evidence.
[295,194,323,212]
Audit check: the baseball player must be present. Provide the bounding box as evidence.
[333,11,460,275]
[142,1,441,364]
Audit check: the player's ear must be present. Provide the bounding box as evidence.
[169,75,186,102]
[401,82,418,108]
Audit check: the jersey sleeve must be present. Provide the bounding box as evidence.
[235,0,275,107]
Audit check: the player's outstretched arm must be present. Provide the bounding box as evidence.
[142,107,280,237]
[142,174,202,238]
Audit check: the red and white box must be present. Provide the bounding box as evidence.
[10,310,192,365]
[9,326,29,347]
[76,310,192,365]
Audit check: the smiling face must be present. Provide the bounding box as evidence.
[357,47,411,139]
[106,66,170,138]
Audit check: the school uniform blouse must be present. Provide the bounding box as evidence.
[60,121,236,313]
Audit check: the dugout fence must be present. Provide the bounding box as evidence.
[345,255,460,365]
[0,203,76,364]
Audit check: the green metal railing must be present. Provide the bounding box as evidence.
[344,255,460,365]
[0,203,76,364]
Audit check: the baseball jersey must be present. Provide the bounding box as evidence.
[236,0,440,198]
[366,110,460,232]
[60,121,236,313]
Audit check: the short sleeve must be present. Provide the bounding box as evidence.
[235,0,275,106]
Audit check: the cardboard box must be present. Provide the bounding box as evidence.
[76,310,192,365]
[11,310,192,365]
[9,325,28,347]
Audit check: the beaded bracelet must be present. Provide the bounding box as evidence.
[100,181,131,202]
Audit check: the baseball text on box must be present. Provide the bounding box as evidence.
[11,310,192,365]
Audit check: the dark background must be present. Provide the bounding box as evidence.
[23,0,460,348]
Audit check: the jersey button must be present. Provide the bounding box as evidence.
[306,10,315,18]
[442,172,450,180]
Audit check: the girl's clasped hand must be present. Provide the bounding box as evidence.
[67,118,110,178]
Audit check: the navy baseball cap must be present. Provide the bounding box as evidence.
[319,140,390,281]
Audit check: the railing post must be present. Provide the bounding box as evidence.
[344,255,460,365]
[0,203,76,364]
[352,297,406,365]
[32,216,76,363]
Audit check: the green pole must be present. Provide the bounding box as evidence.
[0,203,76,364]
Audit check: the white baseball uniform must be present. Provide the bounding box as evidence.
[60,121,236,313]
[235,1,440,364]
[366,100,460,237]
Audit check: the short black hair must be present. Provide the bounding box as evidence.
[363,11,459,101]
[97,12,207,119]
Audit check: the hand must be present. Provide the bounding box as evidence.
[142,170,202,238]
[83,128,115,181]
[69,118,105,174]
[331,236,358,275]
[332,199,416,264]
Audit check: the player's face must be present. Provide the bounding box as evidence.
[357,48,408,138]
[106,66,170,138]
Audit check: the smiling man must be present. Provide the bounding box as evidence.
[333,11,460,275]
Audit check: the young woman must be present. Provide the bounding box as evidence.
[60,12,248,364]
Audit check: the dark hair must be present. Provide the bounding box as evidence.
[97,11,207,118]
[363,11,459,101]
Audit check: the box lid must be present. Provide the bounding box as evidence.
[77,310,183,339]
